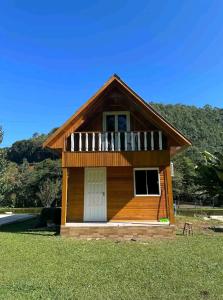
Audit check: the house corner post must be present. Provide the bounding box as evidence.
[61,168,68,225]
[166,165,175,224]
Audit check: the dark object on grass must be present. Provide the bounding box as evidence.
[183,222,193,235]
[200,290,209,298]
[38,207,61,227]
[211,226,223,232]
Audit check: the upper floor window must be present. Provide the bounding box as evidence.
[103,112,130,132]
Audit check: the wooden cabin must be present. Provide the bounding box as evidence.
[43,75,191,239]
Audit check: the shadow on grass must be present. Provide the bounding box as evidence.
[208,225,223,233]
[0,216,60,237]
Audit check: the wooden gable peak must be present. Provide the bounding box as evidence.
[43,74,192,149]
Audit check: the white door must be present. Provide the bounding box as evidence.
[84,168,107,222]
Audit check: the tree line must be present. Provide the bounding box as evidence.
[0,103,222,208]
[0,132,61,208]
[152,103,223,206]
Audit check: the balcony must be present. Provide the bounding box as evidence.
[65,131,167,152]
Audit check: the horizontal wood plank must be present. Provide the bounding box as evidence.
[62,151,170,167]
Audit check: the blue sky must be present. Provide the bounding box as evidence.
[1,0,223,147]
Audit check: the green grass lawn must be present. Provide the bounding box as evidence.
[0,217,223,300]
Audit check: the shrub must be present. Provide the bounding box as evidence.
[38,207,61,226]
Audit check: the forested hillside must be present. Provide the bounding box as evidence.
[151,103,223,205]
[0,104,222,207]
[151,103,223,153]
[0,133,61,208]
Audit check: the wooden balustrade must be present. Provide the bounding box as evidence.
[67,131,165,152]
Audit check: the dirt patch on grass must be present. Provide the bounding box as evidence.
[175,215,223,236]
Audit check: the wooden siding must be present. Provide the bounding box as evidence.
[62,150,170,167]
[66,166,168,222]
[66,168,84,222]
[77,97,158,133]
[165,165,175,224]
[107,167,167,221]
[61,168,68,225]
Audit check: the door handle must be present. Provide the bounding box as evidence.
[102,192,105,196]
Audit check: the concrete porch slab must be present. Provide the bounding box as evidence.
[65,221,170,227]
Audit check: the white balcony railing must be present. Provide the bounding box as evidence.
[67,131,165,152]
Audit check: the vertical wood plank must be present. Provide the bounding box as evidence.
[118,132,121,151]
[71,133,74,152]
[92,132,95,151]
[151,131,154,150]
[124,132,127,151]
[61,168,68,225]
[111,132,114,151]
[137,132,140,151]
[105,132,108,151]
[144,132,147,151]
[79,133,82,151]
[99,133,102,151]
[159,131,163,150]
[63,135,66,152]
[165,165,175,224]
[85,133,88,151]
[131,132,134,151]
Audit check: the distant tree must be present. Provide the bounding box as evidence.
[151,103,223,153]
[26,159,62,207]
[18,159,62,207]
[0,154,62,208]
[151,103,223,203]
[0,126,3,144]
[0,155,22,207]
[7,134,60,164]
[31,159,62,185]
[37,178,61,207]
[172,154,198,204]
[0,128,62,208]
[32,132,40,138]
[15,159,36,207]
[48,127,59,135]
[196,151,223,206]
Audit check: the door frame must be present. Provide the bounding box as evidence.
[84,167,107,222]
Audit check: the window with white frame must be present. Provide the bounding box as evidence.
[103,111,130,132]
[134,168,160,196]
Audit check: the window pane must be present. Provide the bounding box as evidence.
[162,134,168,150]
[147,170,159,195]
[118,115,127,131]
[135,170,147,195]
[106,115,115,131]
[153,131,159,150]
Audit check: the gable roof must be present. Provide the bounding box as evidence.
[43,74,192,149]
